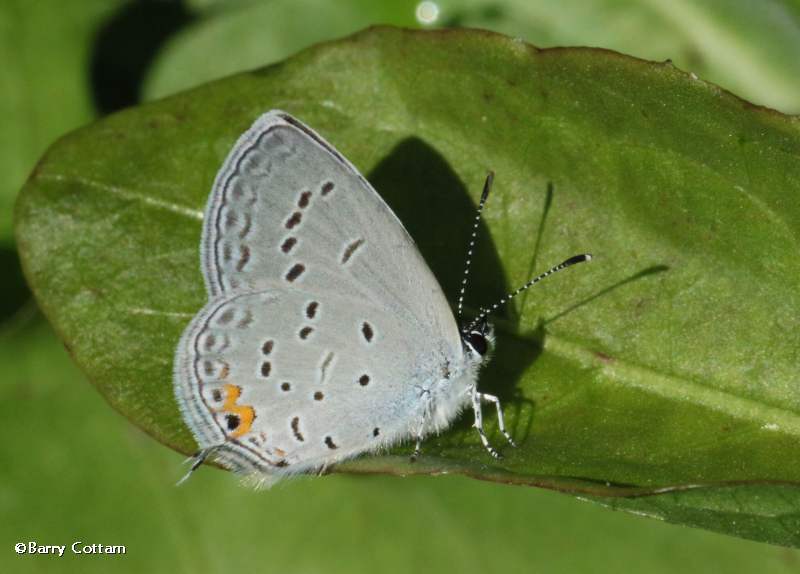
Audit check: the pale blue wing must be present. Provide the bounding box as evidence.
[174,287,470,476]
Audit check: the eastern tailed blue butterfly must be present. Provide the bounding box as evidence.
[174,110,591,484]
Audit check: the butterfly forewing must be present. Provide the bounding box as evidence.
[202,111,458,344]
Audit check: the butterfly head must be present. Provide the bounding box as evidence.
[461,316,494,362]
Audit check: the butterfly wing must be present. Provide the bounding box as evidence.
[176,111,468,475]
[174,286,462,475]
[201,110,459,346]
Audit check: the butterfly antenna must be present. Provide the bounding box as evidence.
[468,253,593,331]
[457,171,494,317]
[176,446,217,486]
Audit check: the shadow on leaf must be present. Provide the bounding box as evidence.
[544,264,670,325]
[367,137,543,450]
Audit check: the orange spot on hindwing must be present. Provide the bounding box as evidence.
[215,384,255,439]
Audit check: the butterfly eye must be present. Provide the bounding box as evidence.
[465,331,488,356]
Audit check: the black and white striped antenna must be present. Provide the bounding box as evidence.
[457,171,494,318]
[467,253,592,332]
[457,172,592,331]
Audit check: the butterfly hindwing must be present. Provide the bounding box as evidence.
[174,285,458,475]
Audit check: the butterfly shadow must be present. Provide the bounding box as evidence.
[367,137,538,445]
[542,264,670,326]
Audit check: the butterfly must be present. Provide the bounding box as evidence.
[173,110,591,484]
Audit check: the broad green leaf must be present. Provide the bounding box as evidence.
[15,27,800,546]
[144,0,800,112]
[0,0,125,246]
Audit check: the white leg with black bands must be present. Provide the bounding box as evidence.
[471,387,501,458]
[410,434,422,461]
[478,392,516,447]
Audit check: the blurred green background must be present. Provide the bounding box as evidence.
[4,0,800,571]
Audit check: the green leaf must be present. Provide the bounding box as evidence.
[15,27,800,546]
[0,0,125,246]
[144,0,800,113]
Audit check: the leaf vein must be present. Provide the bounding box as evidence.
[38,173,204,222]
[545,334,800,437]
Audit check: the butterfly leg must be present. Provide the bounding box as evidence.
[176,446,218,486]
[410,434,423,462]
[410,386,432,463]
[470,388,501,459]
[478,392,516,447]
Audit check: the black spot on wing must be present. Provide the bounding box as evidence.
[341,239,364,264]
[281,237,297,254]
[291,417,304,442]
[285,211,302,229]
[285,263,305,282]
[361,322,374,342]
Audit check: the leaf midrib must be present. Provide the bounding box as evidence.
[539,330,800,436]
